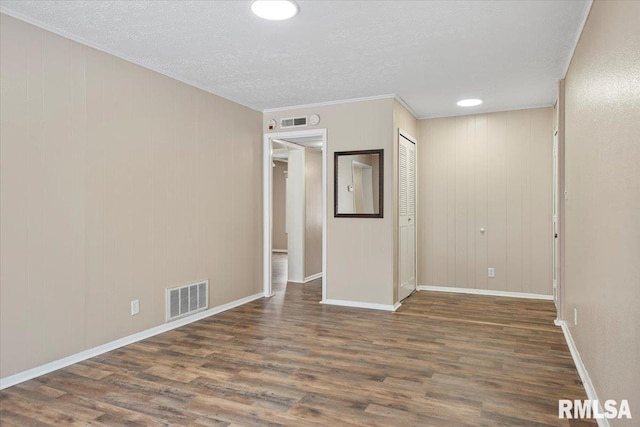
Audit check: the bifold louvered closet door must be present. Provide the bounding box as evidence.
[399,132,417,301]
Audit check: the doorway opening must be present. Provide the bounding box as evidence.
[263,129,327,300]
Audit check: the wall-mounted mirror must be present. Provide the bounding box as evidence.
[334,149,383,218]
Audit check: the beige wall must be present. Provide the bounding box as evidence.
[265,98,395,305]
[0,15,263,378]
[418,108,553,295]
[393,100,418,302]
[272,161,288,251]
[304,149,322,277]
[563,0,640,421]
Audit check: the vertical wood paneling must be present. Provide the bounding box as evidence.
[423,123,435,286]
[431,120,449,286]
[0,17,31,375]
[530,108,553,295]
[487,113,508,291]
[305,149,323,277]
[446,118,457,286]
[417,108,553,296]
[41,30,85,361]
[0,15,263,377]
[71,42,87,340]
[24,26,46,368]
[466,117,476,289]
[455,118,468,287]
[128,60,155,331]
[506,110,525,292]
[83,48,107,348]
[102,55,133,344]
[521,111,533,293]
[272,162,288,251]
[474,115,488,290]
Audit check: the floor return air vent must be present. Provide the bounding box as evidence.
[166,280,208,321]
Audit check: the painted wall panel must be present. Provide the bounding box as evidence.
[474,115,488,290]
[0,14,263,378]
[417,108,553,295]
[563,0,640,419]
[265,98,395,306]
[272,162,288,251]
[305,149,323,277]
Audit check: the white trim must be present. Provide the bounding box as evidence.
[0,292,263,390]
[263,129,327,300]
[394,95,419,119]
[272,249,288,253]
[304,272,323,283]
[263,133,272,297]
[322,132,327,302]
[263,94,395,113]
[320,299,401,312]
[561,0,593,79]
[555,320,609,427]
[418,103,554,120]
[417,285,554,300]
[398,129,417,145]
[287,272,322,284]
[0,7,260,114]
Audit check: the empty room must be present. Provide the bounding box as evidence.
[0,1,638,426]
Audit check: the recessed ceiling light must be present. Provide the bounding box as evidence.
[457,99,483,107]
[251,0,298,21]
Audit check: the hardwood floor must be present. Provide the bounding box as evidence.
[0,265,593,426]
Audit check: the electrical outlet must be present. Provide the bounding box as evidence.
[574,308,578,325]
[488,267,495,278]
[131,299,140,316]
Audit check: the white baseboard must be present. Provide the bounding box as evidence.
[417,285,554,300]
[272,249,288,253]
[320,299,400,312]
[0,292,264,390]
[288,272,323,284]
[304,272,323,282]
[555,320,609,427]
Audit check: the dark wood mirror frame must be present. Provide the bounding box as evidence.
[334,149,384,218]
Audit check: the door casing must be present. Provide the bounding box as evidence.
[398,129,417,302]
[263,129,328,300]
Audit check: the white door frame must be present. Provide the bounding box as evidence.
[398,128,417,301]
[263,129,328,300]
[553,128,559,307]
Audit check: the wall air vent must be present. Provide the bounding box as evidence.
[166,280,208,321]
[280,116,307,128]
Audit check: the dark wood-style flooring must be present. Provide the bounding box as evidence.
[0,254,593,426]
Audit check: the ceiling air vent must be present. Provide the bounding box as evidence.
[281,116,307,128]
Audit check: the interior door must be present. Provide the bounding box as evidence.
[398,132,416,301]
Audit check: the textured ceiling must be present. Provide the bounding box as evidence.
[0,1,591,118]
